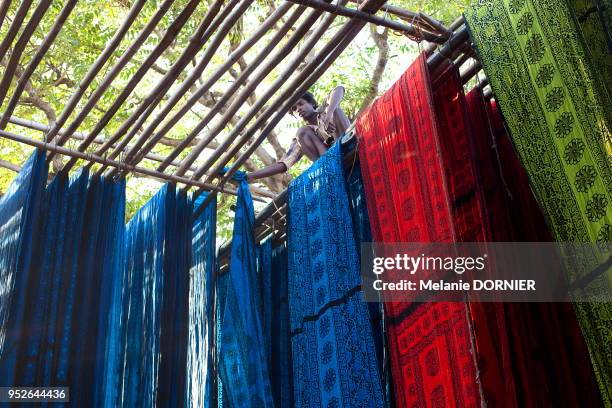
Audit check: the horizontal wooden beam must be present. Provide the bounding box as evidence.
[0,129,273,202]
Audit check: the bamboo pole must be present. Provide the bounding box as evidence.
[287,0,445,42]
[424,15,464,54]
[173,5,332,177]
[3,114,276,198]
[102,0,269,178]
[0,0,12,31]
[157,5,322,174]
[120,2,301,174]
[42,0,150,146]
[0,0,78,129]
[191,0,386,218]
[88,0,238,174]
[0,0,53,107]
[0,128,274,201]
[0,0,33,63]
[49,0,203,161]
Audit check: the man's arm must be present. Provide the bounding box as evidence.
[247,139,302,181]
[247,162,287,182]
[323,86,345,117]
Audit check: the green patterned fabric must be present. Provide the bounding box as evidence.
[466,0,612,403]
[568,0,612,99]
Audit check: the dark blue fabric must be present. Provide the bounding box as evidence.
[0,154,126,408]
[218,175,273,407]
[119,184,192,408]
[189,193,217,408]
[0,150,47,388]
[345,162,391,407]
[287,142,385,407]
[259,240,293,408]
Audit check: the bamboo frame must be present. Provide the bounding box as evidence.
[191,0,387,217]
[121,3,306,174]
[90,0,242,175]
[159,3,326,175]
[42,0,150,146]
[0,0,52,107]
[4,114,276,199]
[0,0,78,130]
[0,128,274,202]
[179,5,350,179]
[49,0,204,162]
[102,0,282,178]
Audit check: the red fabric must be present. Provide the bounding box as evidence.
[465,88,601,407]
[356,55,601,407]
[356,55,481,408]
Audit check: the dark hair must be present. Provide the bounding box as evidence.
[300,91,318,109]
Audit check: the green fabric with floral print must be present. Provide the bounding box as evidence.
[466,0,611,403]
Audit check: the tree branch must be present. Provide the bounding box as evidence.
[358,24,389,115]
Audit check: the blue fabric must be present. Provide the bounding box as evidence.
[119,184,192,408]
[218,176,273,407]
[259,240,293,408]
[188,193,217,408]
[0,154,126,408]
[287,142,385,407]
[0,150,47,387]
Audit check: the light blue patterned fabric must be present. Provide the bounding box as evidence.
[218,174,273,407]
[287,142,385,407]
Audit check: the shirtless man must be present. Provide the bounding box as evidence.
[247,86,350,181]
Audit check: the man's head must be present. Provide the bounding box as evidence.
[291,91,318,120]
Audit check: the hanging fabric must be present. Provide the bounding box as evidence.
[0,150,48,387]
[0,151,126,408]
[188,194,217,408]
[566,0,612,98]
[218,173,273,408]
[258,240,293,408]
[465,1,611,402]
[287,142,385,407]
[119,184,192,408]
[356,55,481,407]
[465,86,603,407]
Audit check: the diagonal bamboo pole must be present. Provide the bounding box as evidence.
[173,4,334,177]
[119,2,301,174]
[87,0,237,172]
[42,0,150,146]
[0,0,53,107]
[48,0,203,160]
[0,0,33,63]
[0,0,13,31]
[0,0,78,129]
[287,0,445,42]
[101,0,263,178]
